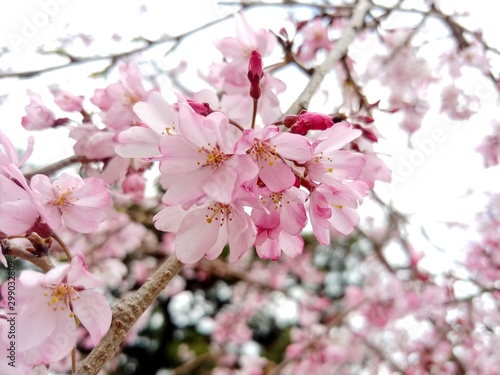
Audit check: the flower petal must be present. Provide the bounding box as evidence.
[72,290,112,346]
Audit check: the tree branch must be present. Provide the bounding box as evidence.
[74,254,184,375]
[285,0,372,115]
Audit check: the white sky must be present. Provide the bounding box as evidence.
[0,0,499,271]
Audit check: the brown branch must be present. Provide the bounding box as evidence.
[2,240,55,273]
[0,11,236,80]
[24,156,96,179]
[74,254,184,375]
[172,353,213,375]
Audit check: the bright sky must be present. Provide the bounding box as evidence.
[0,0,498,273]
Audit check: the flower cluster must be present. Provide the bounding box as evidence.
[117,85,369,264]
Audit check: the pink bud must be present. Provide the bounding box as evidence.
[289,111,333,135]
[187,100,214,116]
[283,115,298,128]
[352,124,378,142]
[247,50,263,100]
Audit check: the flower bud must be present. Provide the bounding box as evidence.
[289,111,333,135]
[247,50,263,100]
[187,100,214,116]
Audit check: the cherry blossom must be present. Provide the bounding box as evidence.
[90,62,153,131]
[21,91,57,130]
[5,253,111,369]
[30,173,110,233]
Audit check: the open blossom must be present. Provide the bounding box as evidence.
[309,182,362,244]
[115,91,180,159]
[252,187,308,260]
[90,62,152,130]
[21,90,56,130]
[30,173,110,233]
[155,192,257,264]
[235,125,312,192]
[296,17,333,63]
[214,12,276,62]
[49,85,84,112]
[159,105,258,205]
[305,122,365,184]
[9,254,111,368]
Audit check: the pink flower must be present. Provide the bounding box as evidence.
[235,125,312,192]
[309,182,362,244]
[159,105,258,205]
[8,254,111,367]
[30,173,110,233]
[214,12,276,62]
[49,85,84,112]
[296,18,333,63]
[305,122,365,185]
[155,194,256,264]
[252,187,308,260]
[21,91,56,130]
[69,124,116,159]
[115,91,179,159]
[90,62,151,130]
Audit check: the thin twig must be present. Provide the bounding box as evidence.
[285,0,372,115]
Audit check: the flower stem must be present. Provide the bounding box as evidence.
[52,232,72,261]
[251,99,258,129]
[229,119,245,132]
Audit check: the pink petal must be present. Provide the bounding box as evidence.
[227,207,256,262]
[154,205,187,232]
[0,174,28,202]
[329,206,359,235]
[177,105,214,147]
[256,237,281,260]
[32,309,77,363]
[66,254,102,288]
[73,177,110,208]
[202,165,238,204]
[115,127,162,158]
[175,207,220,263]
[0,201,38,236]
[63,205,106,233]
[160,135,206,175]
[313,122,362,153]
[270,132,312,163]
[17,300,58,351]
[133,92,177,135]
[258,157,295,192]
[161,167,212,206]
[279,232,304,258]
[324,151,365,180]
[72,290,112,346]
